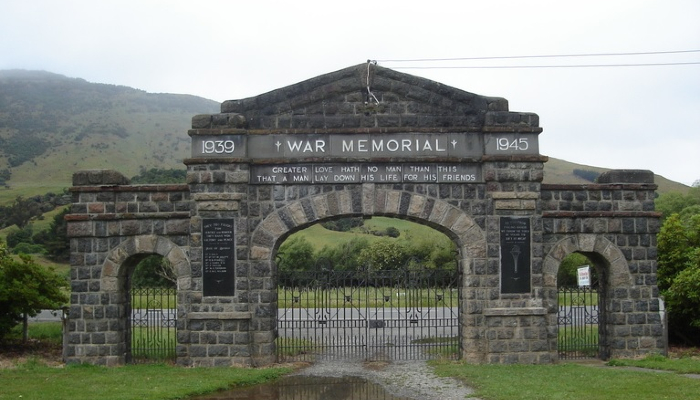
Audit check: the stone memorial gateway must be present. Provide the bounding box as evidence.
[64,63,664,366]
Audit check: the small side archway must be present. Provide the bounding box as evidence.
[543,234,632,360]
[101,235,192,293]
[99,235,191,364]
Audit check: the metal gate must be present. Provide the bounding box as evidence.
[557,286,603,360]
[127,287,177,363]
[277,263,460,362]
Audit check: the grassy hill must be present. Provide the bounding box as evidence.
[543,157,688,194]
[288,216,453,252]
[0,69,689,207]
[0,70,219,204]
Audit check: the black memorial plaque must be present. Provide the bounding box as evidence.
[500,217,531,294]
[202,219,235,296]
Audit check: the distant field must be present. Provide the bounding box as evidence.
[288,216,453,251]
[0,205,67,242]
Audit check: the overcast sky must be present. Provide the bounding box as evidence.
[1,0,698,185]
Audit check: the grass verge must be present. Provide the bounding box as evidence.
[607,353,700,374]
[8,321,64,346]
[0,361,292,400]
[430,360,700,400]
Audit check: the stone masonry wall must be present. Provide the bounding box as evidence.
[540,170,663,359]
[65,65,665,367]
[64,170,191,366]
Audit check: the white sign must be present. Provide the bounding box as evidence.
[577,265,591,287]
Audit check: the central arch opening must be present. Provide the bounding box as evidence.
[274,216,461,362]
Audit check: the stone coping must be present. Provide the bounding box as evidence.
[187,312,252,320]
[192,193,244,201]
[543,211,662,218]
[483,307,546,316]
[70,184,189,192]
[65,212,191,221]
[183,154,548,165]
[541,183,657,191]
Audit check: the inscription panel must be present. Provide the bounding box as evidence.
[484,133,539,155]
[250,163,480,184]
[191,132,536,159]
[500,216,531,294]
[202,219,235,297]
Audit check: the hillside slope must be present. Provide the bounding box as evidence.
[0,70,688,205]
[543,157,688,194]
[0,70,219,202]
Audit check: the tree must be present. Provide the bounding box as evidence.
[2,196,43,229]
[131,255,176,288]
[657,214,700,290]
[315,237,369,271]
[664,249,700,330]
[655,186,700,220]
[657,211,700,344]
[357,239,410,270]
[34,207,70,262]
[0,241,69,341]
[130,168,186,184]
[556,253,595,288]
[277,236,316,272]
[5,224,34,248]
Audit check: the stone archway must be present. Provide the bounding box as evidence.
[250,188,487,264]
[97,235,191,364]
[249,188,487,362]
[543,234,632,360]
[543,234,631,289]
[66,63,664,366]
[101,234,191,293]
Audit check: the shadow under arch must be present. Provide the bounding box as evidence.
[543,234,631,289]
[249,188,488,361]
[250,189,487,266]
[543,234,632,360]
[100,234,191,293]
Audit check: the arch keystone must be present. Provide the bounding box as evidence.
[576,234,597,252]
[408,194,427,217]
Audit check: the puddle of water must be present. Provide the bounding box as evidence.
[188,375,412,400]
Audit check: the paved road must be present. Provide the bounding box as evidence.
[28,309,65,322]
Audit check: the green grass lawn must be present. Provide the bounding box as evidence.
[431,359,700,400]
[0,361,292,400]
[8,321,64,346]
[608,353,700,374]
[1,323,291,400]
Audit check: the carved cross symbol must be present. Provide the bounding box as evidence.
[451,139,457,148]
[275,141,282,152]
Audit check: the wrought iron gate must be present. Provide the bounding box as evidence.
[277,263,460,362]
[127,287,177,363]
[557,286,603,360]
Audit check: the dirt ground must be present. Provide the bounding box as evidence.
[1,341,697,369]
[0,339,63,368]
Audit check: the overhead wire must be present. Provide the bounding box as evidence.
[385,62,700,70]
[377,49,700,63]
[376,49,700,69]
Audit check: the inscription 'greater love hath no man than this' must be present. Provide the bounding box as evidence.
[250,163,479,184]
